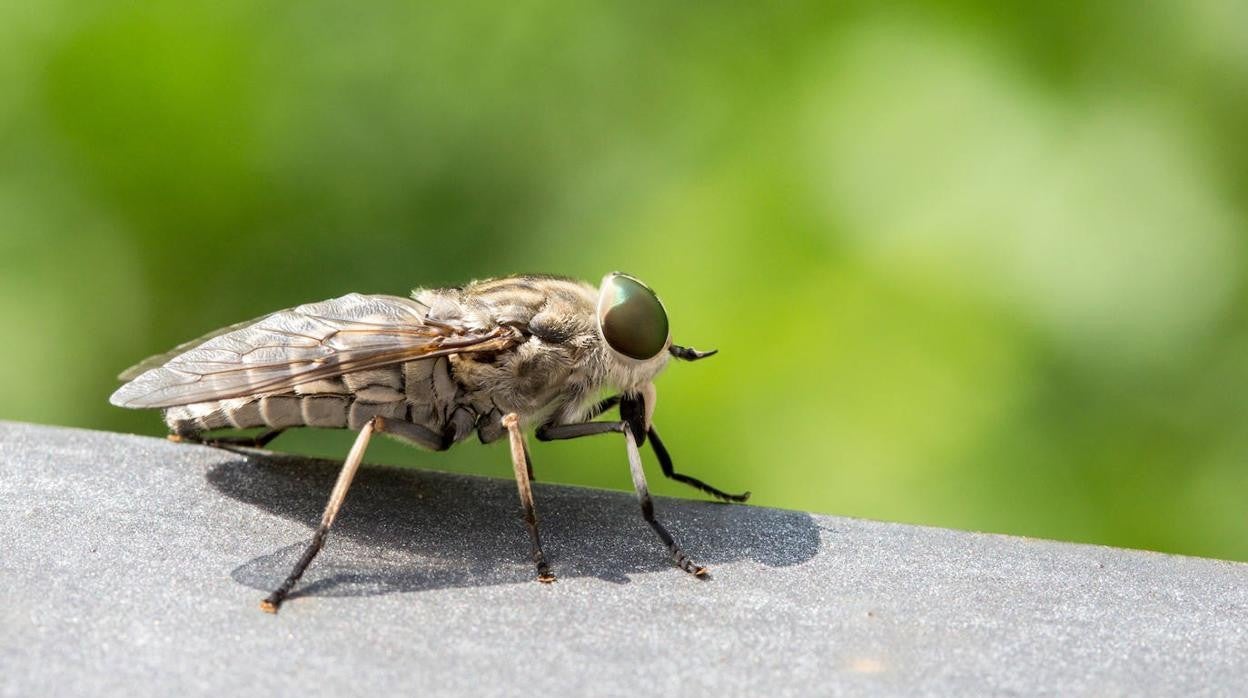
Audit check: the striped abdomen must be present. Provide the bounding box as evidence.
[164,357,463,437]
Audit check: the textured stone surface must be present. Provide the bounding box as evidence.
[1,421,1246,696]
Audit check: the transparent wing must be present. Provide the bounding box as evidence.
[110,293,516,409]
[117,316,264,382]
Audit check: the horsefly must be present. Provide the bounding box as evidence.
[110,273,748,612]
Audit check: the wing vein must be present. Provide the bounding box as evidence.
[110,294,518,409]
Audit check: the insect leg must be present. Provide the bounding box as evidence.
[475,409,539,479]
[373,416,449,451]
[535,421,626,440]
[260,418,378,613]
[477,408,507,445]
[503,414,555,583]
[624,427,707,577]
[647,427,750,503]
[171,427,286,449]
[545,399,749,503]
[535,419,707,577]
[528,397,622,444]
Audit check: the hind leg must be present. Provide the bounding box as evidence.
[502,414,555,583]
[259,416,449,612]
[169,428,286,449]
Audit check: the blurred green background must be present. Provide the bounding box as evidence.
[4,2,1247,561]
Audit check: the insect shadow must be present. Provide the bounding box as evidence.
[206,452,821,601]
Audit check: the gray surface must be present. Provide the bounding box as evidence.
[1,421,1246,697]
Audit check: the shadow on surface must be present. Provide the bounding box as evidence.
[207,451,820,600]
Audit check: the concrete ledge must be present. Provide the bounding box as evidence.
[2,421,1245,696]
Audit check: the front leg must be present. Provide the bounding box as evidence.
[536,418,706,577]
[648,427,750,503]
[536,421,626,440]
[556,394,750,503]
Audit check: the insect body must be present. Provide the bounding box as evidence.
[110,273,747,612]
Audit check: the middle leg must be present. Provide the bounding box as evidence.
[576,395,750,502]
[537,420,707,577]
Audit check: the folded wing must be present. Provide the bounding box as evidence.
[110,293,516,409]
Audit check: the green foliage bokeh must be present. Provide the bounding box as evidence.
[3,1,1247,560]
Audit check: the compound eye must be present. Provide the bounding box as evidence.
[598,274,670,360]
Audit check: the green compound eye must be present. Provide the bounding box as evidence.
[598,274,670,360]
